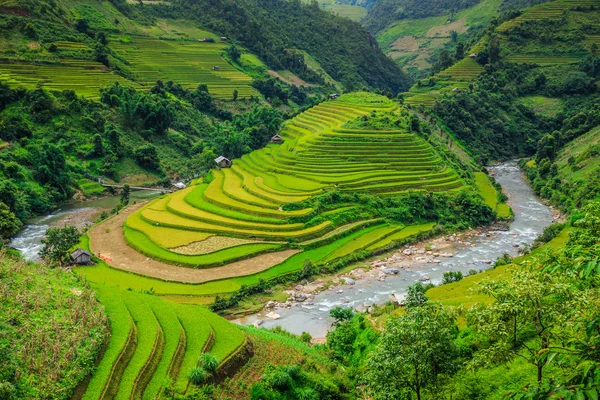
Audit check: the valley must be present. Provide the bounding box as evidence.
[1,0,600,399]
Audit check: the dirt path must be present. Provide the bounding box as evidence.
[88,203,300,284]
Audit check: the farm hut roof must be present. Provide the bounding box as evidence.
[71,248,91,258]
[215,156,230,163]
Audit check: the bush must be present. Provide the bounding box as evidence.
[442,271,463,284]
[200,353,219,373]
[189,367,210,385]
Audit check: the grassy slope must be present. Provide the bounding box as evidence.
[377,0,502,72]
[0,254,107,400]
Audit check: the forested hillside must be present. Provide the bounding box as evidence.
[364,0,556,78]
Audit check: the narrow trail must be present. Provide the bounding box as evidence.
[88,203,299,284]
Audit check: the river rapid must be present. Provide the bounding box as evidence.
[10,190,161,261]
[238,161,555,338]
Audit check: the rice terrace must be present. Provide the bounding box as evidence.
[3,0,600,398]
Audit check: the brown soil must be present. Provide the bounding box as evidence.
[391,36,421,52]
[426,18,468,37]
[88,203,300,283]
[267,70,317,87]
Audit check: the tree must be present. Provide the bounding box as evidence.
[227,45,241,62]
[455,42,465,60]
[0,201,22,240]
[133,144,159,169]
[488,37,501,63]
[40,226,80,267]
[366,303,458,400]
[233,89,238,101]
[120,184,130,205]
[450,30,458,43]
[405,282,429,307]
[92,133,103,156]
[468,267,574,383]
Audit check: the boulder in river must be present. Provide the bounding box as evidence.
[384,267,400,275]
[294,293,308,302]
[266,312,281,320]
[343,277,356,285]
[253,320,264,328]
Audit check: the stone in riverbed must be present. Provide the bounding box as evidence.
[343,277,356,285]
[266,312,281,320]
[266,301,276,309]
[384,267,401,275]
[419,275,430,282]
[253,320,264,327]
[294,293,308,302]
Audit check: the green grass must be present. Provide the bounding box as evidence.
[321,224,402,263]
[84,285,131,400]
[516,96,564,118]
[143,298,183,400]
[77,178,106,195]
[474,172,511,218]
[170,303,212,392]
[365,222,437,251]
[115,290,159,399]
[198,308,246,363]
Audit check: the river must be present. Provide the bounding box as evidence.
[10,190,162,261]
[238,161,554,338]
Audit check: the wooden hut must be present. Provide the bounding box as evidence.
[271,134,283,144]
[71,248,91,265]
[215,156,232,168]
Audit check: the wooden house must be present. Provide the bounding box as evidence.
[271,134,283,144]
[71,248,92,265]
[215,156,232,168]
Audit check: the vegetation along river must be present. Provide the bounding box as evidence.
[240,160,555,338]
[10,190,162,261]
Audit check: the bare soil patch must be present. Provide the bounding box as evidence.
[267,70,316,87]
[88,203,299,283]
[426,18,468,37]
[391,36,421,52]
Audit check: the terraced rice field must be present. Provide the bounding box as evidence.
[117,92,465,276]
[0,36,255,100]
[505,55,583,65]
[496,0,597,32]
[403,0,597,109]
[110,36,255,99]
[0,61,134,100]
[82,284,245,399]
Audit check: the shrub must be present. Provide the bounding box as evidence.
[442,271,463,284]
[189,367,210,385]
[200,353,219,373]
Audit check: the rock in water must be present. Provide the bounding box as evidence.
[266,312,281,320]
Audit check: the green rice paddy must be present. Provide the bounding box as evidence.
[0,36,256,100]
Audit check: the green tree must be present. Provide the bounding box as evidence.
[227,45,241,62]
[405,282,429,307]
[488,37,501,63]
[233,89,239,101]
[120,184,130,205]
[39,226,80,267]
[468,267,574,383]
[366,303,458,400]
[133,144,160,169]
[0,201,22,240]
[92,133,103,156]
